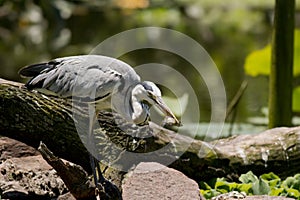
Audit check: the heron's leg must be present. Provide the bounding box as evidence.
[88,151,98,185]
[88,114,99,186]
[91,111,105,184]
[88,105,105,186]
[87,106,122,199]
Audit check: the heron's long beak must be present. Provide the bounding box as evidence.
[154,96,182,126]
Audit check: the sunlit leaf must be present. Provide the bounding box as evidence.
[236,183,252,194]
[200,172,300,199]
[199,181,212,190]
[244,29,300,77]
[252,178,270,195]
[239,171,258,184]
[260,172,281,188]
[285,188,300,198]
[201,189,221,199]
[293,86,300,112]
[244,44,271,76]
[269,188,284,196]
[215,178,230,191]
[260,172,280,181]
[281,174,300,190]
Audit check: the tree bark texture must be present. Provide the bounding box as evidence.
[1,78,300,184]
[38,142,96,200]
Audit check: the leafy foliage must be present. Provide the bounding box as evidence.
[244,45,272,77]
[200,171,300,199]
[244,29,300,112]
[244,29,300,77]
[293,86,300,112]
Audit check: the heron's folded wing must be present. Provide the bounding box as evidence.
[19,56,124,101]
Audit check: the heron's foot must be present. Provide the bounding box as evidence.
[96,179,122,200]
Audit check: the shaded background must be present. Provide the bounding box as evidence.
[1,0,300,135]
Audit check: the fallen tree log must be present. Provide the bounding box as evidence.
[1,78,300,185]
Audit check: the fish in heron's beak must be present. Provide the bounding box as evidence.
[152,96,182,126]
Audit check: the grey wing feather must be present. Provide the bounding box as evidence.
[19,61,59,77]
[58,64,123,100]
[19,55,131,101]
[19,60,62,90]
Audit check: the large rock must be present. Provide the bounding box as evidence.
[122,162,202,200]
[0,137,68,199]
[0,136,38,160]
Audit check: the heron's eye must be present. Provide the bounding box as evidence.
[147,91,156,99]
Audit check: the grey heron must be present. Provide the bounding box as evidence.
[19,55,181,197]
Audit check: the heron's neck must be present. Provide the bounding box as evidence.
[112,85,147,124]
[130,95,148,124]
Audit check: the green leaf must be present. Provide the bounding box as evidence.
[294,174,300,180]
[260,172,281,188]
[294,29,300,75]
[239,171,258,184]
[252,178,270,195]
[244,44,271,76]
[215,179,230,192]
[199,172,300,199]
[199,181,212,190]
[293,86,300,112]
[228,182,240,191]
[285,188,300,198]
[268,179,281,189]
[236,183,252,194]
[244,29,300,77]
[260,172,280,181]
[269,188,284,196]
[282,177,297,189]
[200,189,221,199]
[282,175,300,190]
[293,174,300,189]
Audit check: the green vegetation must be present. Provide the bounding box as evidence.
[246,0,296,128]
[200,171,300,199]
[244,29,300,114]
[244,30,300,77]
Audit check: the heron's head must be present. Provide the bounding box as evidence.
[131,81,181,126]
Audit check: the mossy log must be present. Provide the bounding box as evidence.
[1,78,300,185]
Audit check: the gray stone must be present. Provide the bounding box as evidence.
[0,137,68,199]
[122,162,202,200]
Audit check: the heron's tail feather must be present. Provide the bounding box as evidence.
[19,63,52,77]
[19,61,60,90]
[19,59,61,77]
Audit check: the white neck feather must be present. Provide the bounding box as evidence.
[131,95,148,124]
